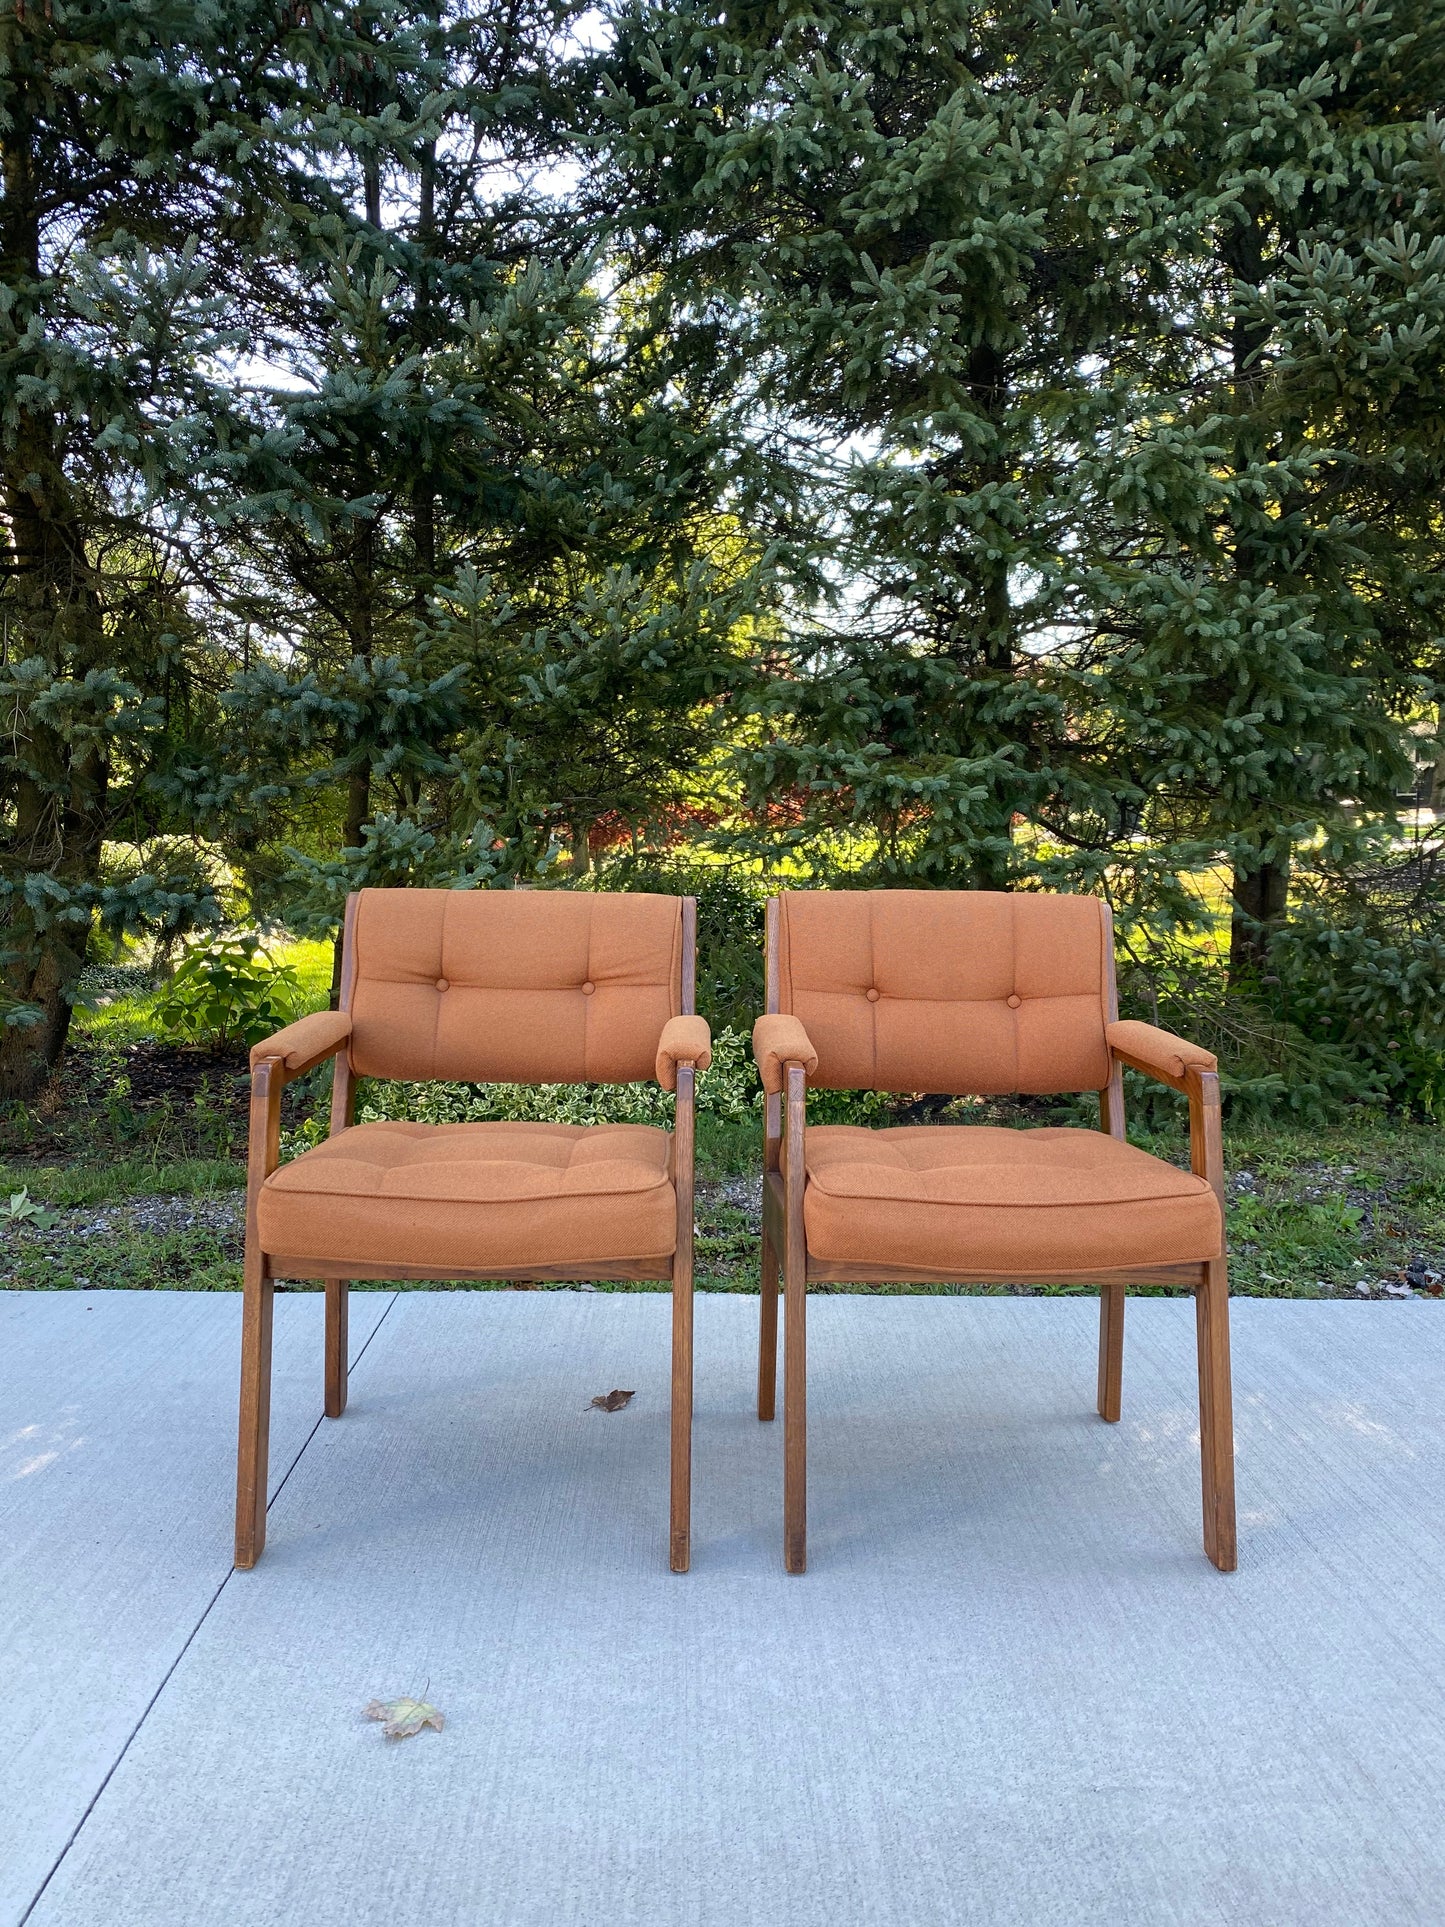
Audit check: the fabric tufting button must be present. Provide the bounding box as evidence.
[435,977,450,992]
[581,981,596,995]
[1006,993,1022,1009]
[866,987,880,1002]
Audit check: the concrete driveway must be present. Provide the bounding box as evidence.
[4,1289,1443,1926]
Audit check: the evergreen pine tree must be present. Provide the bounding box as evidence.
[599,0,1445,938]
[0,0,391,1098]
[229,0,765,935]
[1058,0,1445,975]
[598,3,1172,886]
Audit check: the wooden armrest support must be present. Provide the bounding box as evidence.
[246,1011,351,1199]
[1185,1063,1226,1214]
[248,1010,352,1085]
[245,1058,287,1224]
[1105,1023,1225,1216]
[673,1060,696,1227]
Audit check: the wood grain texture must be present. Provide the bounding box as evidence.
[765,894,780,1016]
[1112,1046,1189,1094]
[782,1062,808,1575]
[758,894,784,1426]
[324,1279,348,1420]
[1188,1064,1236,1569]
[235,1060,283,1569]
[1097,1285,1125,1422]
[760,1165,785,1425]
[328,890,360,1135]
[681,895,697,1016]
[1099,902,1127,1141]
[758,1223,779,1423]
[763,896,782,1173]
[803,1257,1208,1289]
[233,1253,273,1571]
[267,1256,674,1284]
[1188,1065,1227,1215]
[761,1168,785,1245]
[1095,907,1128,1421]
[670,1062,695,1573]
[1196,1255,1237,1570]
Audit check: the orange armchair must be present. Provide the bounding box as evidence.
[753,889,1234,1576]
[237,888,709,1574]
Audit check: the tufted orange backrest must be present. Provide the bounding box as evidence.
[773,890,1115,1095]
[343,889,687,1085]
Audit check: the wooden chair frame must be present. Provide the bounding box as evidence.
[755,896,1236,1576]
[236,892,701,1574]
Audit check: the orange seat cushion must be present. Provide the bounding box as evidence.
[259,1122,675,1271]
[803,1125,1222,1273]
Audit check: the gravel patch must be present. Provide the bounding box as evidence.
[705,1175,762,1229]
[3,1192,246,1287]
[54,1192,246,1241]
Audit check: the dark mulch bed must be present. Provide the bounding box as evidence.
[4,1038,318,1163]
[98,1039,252,1107]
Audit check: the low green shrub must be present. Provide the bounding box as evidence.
[284,1024,767,1157]
[278,1019,896,1159]
[1111,837,1445,1124]
[152,936,304,1051]
[1266,851,1445,1118]
[1115,944,1389,1125]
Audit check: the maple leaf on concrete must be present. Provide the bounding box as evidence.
[364,1697,445,1739]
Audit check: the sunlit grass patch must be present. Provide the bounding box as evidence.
[271,936,335,1006]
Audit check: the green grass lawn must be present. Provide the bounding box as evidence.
[5,1108,1441,1299]
[3,961,1440,1299]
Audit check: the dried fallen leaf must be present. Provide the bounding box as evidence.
[589,1388,636,1413]
[364,1697,445,1740]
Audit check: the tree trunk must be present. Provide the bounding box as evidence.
[1223,206,1284,983]
[966,342,1015,892]
[412,140,437,622]
[0,910,90,1102]
[329,764,371,1008]
[1229,848,1289,983]
[0,87,107,1100]
[0,749,106,1100]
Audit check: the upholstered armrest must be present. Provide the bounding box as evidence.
[753,1013,820,1095]
[1107,1019,1217,1087]
[249,1010,352,1077]
[656,1015,712,1091]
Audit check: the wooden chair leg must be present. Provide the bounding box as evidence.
[1097,1283,1124,1422]
[1196,1256,1237,1572]
[235,1242,274,1570]
[783,1236,807,1574]
[670,1248,694,1574]
[325,1278,349,1418]
[758,1223,779,1422]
